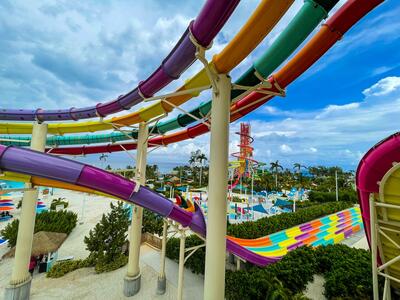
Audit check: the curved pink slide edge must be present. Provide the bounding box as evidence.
[356,132,400,245]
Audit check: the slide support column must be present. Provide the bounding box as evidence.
[5,122,48,300]
[370,197,379,300]
[156,220,168,294]
[124,122,148,297]
[203,74,231,300]
[177,230,186,300]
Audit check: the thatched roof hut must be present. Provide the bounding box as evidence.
[3,231,67,258]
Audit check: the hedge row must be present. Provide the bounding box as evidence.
[1,210,78,247]
[308,190,358,204]
[227,201,353,239]
[142,209,164,236]
[166,235,205,274]
[47,254,128,278]
[226,244,380,300]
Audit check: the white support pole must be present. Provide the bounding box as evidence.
[370,198,379,300]
[156,221,168,295]
[177,231,186,300]
[5,122,47,300]
[203,74,231,300]
[124,122,148,297]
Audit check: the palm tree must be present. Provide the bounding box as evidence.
[189,151,199,183]
[99,154,108,169]
[197,153,208,187]
[270,160,283,189]
[293,163,307,187]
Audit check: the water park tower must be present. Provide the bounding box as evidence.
[230,123,258,191]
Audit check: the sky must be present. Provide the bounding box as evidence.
[0,0,399,172]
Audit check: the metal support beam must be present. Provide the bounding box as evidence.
[203,73,231,300]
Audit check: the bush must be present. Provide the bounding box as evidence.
[84,201,129,266]
[268,246,317,292]
[1,210,78,247]
[48,202,130,278]
[227,202,353,239]
[308,190,358,204]
[47,258,93,278]
[226,245,380,300]
[166,235,205,274]
[94,254,128,273]
[314,244,381,299]
[226,247,317,299]
[142,209,163,236]
[225,269,294,300]
[50,197,69,210]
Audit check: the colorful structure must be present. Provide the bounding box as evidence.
[0,0,385,299]
[229,123,258,190]
[356,132,400,298]
[36,200,47,213]
[0,196,14,213]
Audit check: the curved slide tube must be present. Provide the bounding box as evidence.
[356,132,400,283]
[0,145,361,266]
[38,0,384,155]
[1,0,336,140]
[0,0,300,135]
[0,0,239,122]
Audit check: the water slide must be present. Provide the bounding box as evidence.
[0,0,295,134]
[0,0,240,122]
[18,0,383,156]
[0,144,362,266]
[356,132,400,287]
[0,0,385,266]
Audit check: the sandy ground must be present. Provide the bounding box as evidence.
[0,190,368,299]
[0,190,203,300]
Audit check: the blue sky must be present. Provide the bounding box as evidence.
[0,0,399,172]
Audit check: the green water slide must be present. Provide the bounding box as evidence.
[0,0,337,147]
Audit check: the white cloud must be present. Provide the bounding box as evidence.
[316,102,360,119]
[309,147,317,153]
[363,76,400,97]
[280,144,292,153]
[231,76,400,169]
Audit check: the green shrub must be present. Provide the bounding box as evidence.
[268,246,317,292]
[48,202,130,278]
[47,258,94,278]
[314,244,381,299]
[308,190,357,204]
[94,254,128,273]
[226,247,317,299]
[142,209,163,236]
[84,201,129,265]
[227,202,353,239]
[226,245,378,300]
[50,197,69,210]
[1,210,78,247]
[225,269,294,300]
[166,235,205,274]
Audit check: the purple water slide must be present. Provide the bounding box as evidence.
[0,144,275,266]
[0,0,239,122]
